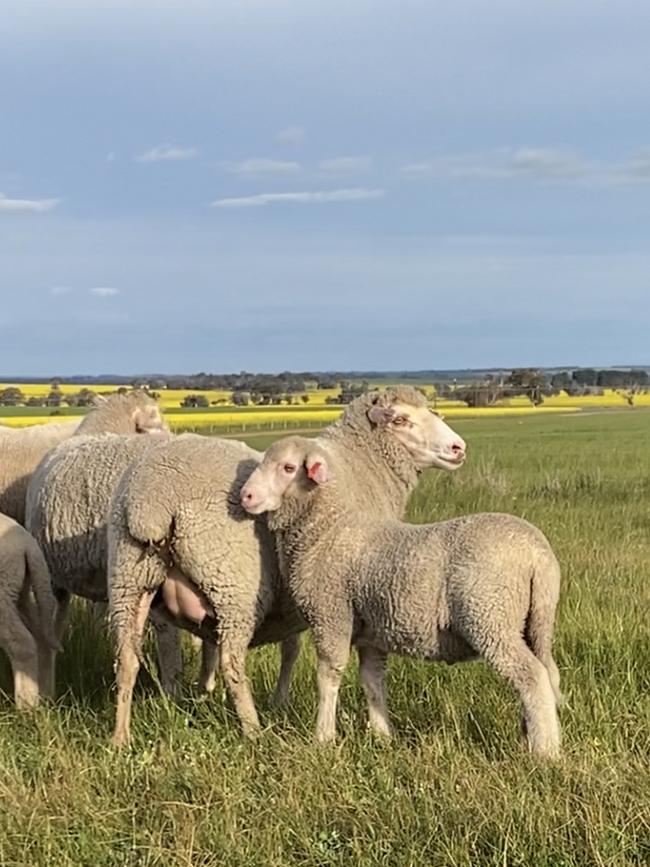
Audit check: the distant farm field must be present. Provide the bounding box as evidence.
[0,410,648,865]
[0,382,646,433]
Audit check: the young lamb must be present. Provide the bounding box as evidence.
[24,391,170,697]
[0,390,166,526]
[107,387,466,746]
[240,435,564,759]
[0,513,60,708]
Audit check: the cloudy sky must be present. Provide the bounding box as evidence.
[2,0,650,375]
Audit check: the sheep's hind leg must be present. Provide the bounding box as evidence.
[482,637,560,759]
[269,633,301,708]
[0,604,40,709]
[198,641,219,694]
[219,633,260,738]
[358,644,392,738]
[111,590,156,748]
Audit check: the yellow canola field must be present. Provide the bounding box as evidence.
[0,404,584,429]
[0,384,341,408]
[0,384,648,431]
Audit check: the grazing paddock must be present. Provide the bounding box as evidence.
[0,410,647,866]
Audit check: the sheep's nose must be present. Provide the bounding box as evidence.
[451,441,466,460]
[241,489,254,504]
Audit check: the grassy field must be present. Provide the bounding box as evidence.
[0,410,648,865]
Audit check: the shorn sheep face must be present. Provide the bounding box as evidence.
[366,400,466,472]
[240,438,331,514]
[241,404,466,515]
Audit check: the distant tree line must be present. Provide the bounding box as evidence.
[2,367,648,411]
[0,383,101,408]
[437,368,649,408]
[133,372,339,393]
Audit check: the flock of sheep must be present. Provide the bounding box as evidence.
[0,386,564,758]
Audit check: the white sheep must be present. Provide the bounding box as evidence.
[0,513,60,708]
[0,390,165,525]
[24,391,170,697]
[107,387,466,746]
[240,435,564,758]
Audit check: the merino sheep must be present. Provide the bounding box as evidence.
[0,513,60,708]
[0,420,79,525]
[0,390,165,525]
[240,435,564,758]
[107,387,466,746]
[24,391,170,697]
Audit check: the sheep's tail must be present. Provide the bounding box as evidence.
[24,541,62,651]
[525,546,564,707]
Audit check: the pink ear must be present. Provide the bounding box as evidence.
[306,458,329,484]
[367,405,395,426]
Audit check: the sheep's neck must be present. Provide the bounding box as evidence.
[319,430,418,519]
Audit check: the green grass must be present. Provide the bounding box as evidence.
[0,411,648,865]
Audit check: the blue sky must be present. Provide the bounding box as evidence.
[2,0,649,375]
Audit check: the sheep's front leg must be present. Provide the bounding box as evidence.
[219,634,260,738]
[358,644,392,738]
[313,625,352,743]
[269,633,301,708]
[112,590,156,748]
[38,587,70,699]
[0,604,40,709]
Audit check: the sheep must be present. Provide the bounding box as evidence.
[24,391,170,697]
[240,435,564,758]
[0,390,165,525]
[0,513,60,708]
[107,386,466,746]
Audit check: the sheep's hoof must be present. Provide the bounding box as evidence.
[367,723,393,741]
[198,674,217,694]
[268,689,289,710]
[241,724,261,741]
[160,679,183,700]
[111,731,131,749]
[15,694,39,711]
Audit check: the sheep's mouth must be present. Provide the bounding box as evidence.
[426,451,466,471]
[242,503,267,515]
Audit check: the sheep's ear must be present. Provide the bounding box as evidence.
[367,405,395,426]
[305,455,329,484]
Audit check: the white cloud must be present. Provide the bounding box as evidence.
[0,192,59,212]
[90,286,120,297]
[225,158,302,176]
[135,144,198,162]
[401,147,650,187]
[210,188,385,208]
[318,156,372,175]
[50,286,72,295]
[275,126,305,147]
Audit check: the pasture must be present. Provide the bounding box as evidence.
[0,409,648,865]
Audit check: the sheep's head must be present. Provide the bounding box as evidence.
[132,398,167,435]
[118,391,167,434]
[86,390,168,435]
[241,436,329,515]
[366,386,466,471]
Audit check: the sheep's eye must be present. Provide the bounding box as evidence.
[392,416,408,426]
[283,464,297,474]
